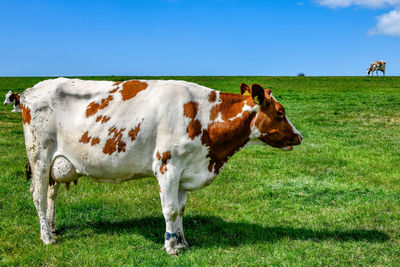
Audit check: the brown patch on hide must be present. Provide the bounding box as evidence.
[201,92,256,174]
[128,123,141,142]
[158,184,161,193]
[95,115,111,123]
[187,120,202,139]
[184,101,198,119]
[79,131,91,144]
[20,104,31,124]
[101,116,110,123]
[158,151,171,175]
[120,80,148,101]
[184,101,202,139]
[86,95,113,117]
[209,93,250,121]
[80,131,101,146]
[208,90,217,103]
[91,137,100,146]
[109,81,122,93]
[102,127,126,155]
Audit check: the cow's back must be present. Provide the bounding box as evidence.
[21,78,216,183]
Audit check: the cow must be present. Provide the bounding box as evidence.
[4,90,21,112]
[4,90,33,182]
[20,78,302,255]
[367,61,386,76]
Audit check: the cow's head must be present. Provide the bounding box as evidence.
[4,90,14,105]
[241,83,302,150]
[367,66,373,76]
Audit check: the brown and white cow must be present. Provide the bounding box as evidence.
[367,61,386,76]
[4,90,21,112]
[20,78,302,255]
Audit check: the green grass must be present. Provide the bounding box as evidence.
[1,76,399,266]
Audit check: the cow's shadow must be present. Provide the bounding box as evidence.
[59,215,389,247]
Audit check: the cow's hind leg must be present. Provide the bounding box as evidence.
[24,123,56,244]
[47,156,78,235]
[30,149,56,245]
[46,156,79,235]
[157,164,180,255]
[47,182,61,236]
[176,190,189,250]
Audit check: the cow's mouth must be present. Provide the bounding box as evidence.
[260,138,293,150]
[259,136,299,151]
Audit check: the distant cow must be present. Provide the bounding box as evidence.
[20,78,302,255]
[4,90,21,112]
[367,61,386,76]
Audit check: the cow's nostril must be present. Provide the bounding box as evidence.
[297,134,303,144]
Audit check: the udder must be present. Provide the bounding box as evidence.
[51,156,80,182]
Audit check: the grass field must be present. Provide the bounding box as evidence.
[0,76,399,266]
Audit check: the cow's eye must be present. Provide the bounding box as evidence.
[277,110,284,117]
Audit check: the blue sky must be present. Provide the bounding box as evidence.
[1,0,399,76]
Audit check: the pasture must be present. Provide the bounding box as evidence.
[0,76,399,265]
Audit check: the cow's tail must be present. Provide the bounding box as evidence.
[24,161,32,181]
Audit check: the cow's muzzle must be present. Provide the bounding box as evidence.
[282,133,302,151]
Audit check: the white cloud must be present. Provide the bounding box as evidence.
[316,0,400,8]
[316,0,400,37]
[369,9,400,36]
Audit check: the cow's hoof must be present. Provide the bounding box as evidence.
[42,236,56,245]
[166,247,179,256]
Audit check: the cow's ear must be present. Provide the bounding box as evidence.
[240,83,251,96]
[251,84,265,105]
[264,89,273,105]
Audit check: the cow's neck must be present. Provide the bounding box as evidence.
[14,94,20,106]
[202,92,257,174]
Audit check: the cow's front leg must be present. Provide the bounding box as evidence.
[176,190,189,250]
[157,166,180,255]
